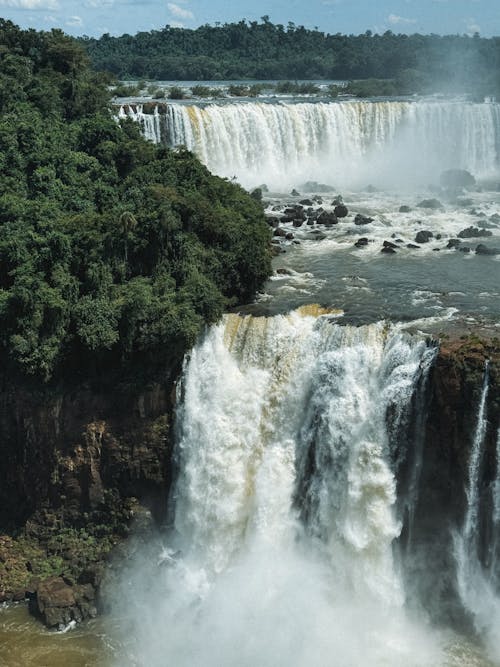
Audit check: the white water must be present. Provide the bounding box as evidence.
[115,309,446,666]
[454,362,500,660]
[119,100,500,188]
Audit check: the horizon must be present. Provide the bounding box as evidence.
[0,0,498,40]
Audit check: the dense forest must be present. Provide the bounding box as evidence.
[0,19,271,384]
[82,19,500,96]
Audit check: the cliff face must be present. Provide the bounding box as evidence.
[404,337,500,625]
[0,373,177,532]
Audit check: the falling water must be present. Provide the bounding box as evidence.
[454,362,500,659]
[119,100,500,188]
[113,308,444,666]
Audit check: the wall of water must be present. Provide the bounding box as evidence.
[119,100,500,189]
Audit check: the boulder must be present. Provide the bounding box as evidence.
[476,244,500,256]
[273,227,287,237]
[354,237,369,248]
[459,246,471,253]
[354,214,374,225]
[381,246,396,254]
[299,199,314,206]
[457,226,493,239]
[317,211,338,226]
[407,243,420,249]
[415,230,433,244]
[416,199,443,209]
[334,204,349,218]
[290,189,300,197]
[440,169,476,188]
[293,219,304,228]
[399,205,411,213]
[30,577,97,629]
[383,240,398,249]
[446,239,461,249]
[285,232,295,240]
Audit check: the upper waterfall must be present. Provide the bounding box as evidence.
[119,100,500,189]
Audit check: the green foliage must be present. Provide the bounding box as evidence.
[0,20,272,383]
[191,85,224,98]
[81,20,500,97]
[275,81,320,94]
[168,85,186,99]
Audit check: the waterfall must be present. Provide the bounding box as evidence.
[454,362,500,657]
[119,100,500,188]
[117,308,443,666]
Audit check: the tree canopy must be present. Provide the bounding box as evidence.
[81,19,500,96]
[0,20,271,383]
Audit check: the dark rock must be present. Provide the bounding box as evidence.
[417,199,443,209]
[440,169,476,188]
[250,188,263,202]
[285,232,294,240]
[299,199,314,206]
[354,214,374,225]
[415,230,433,244]
[332,195,344,206]
[293,220,304,227]
[312,196,323,204]
[407,243,420,249]
[459,246,471,253]
[290,189,300,197]
[334,204,349,218]
[306,231,326,241]
[279,215,295,224]
[475,244,500,256]
[273,227,287,237]
[383,240,398,249]
[436,234,442,240]
[446,239,461,249]
[354,237,369,248]
[317,211,338,226]
[306,218,315,225]
[399,205,411,213]
[265,216,279,228]
[457,226,493,239]
[381,246,396,254]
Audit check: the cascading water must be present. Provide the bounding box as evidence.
[454,362,500,658]
[119,100,500,188]
[114,308,444,666]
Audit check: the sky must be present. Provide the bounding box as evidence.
[0,0,498,39]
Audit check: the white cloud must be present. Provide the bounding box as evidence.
[464,17,481,34]
[0,0,58,8]
[388,13,417,25]
[167,2,193,20]
[66,15,83,26]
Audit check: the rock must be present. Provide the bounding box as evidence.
[399,205,411,213]
[457,226,493,239]
[332,195,344,206]
[383,240,398,249]
[354,214,374,225]
[490,213,500,223]
[416,199,443,209]
[279,215,295,224]
[306,218,315,225]
[354,237,369,248]
[265,216,279,228]
[306,231,326,241]
[317,211,338,226]
[455,198,473,207]
[275,269,292,277]
[381,246,396,254]
[334,204,349,218]
[293,219,304,227]
[250,188,263,202]
[285,232,294,240]
[299,181,335,193]
[407,243,420,249]
[273,227,287,237]
[440,169,476,188]
[299,199,314,206]
[415,230,433,244]
[446,239,461,249]
[459,246,471,253]
[290,189,300,197]
[30,577,97,629]
[475,244,500,256]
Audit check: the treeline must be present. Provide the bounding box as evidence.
[0,20,271,383]
[82,19,500,96]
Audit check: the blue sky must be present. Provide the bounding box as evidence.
[0,0,498,38]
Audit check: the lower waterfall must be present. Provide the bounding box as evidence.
[113,308,449,666]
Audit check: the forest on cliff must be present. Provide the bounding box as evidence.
[82,18,500,96]
[0,19,271,383]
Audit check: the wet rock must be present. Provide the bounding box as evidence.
[30,577,96,629]
[290,189,300,197]
[354,237,369,248]
[407,243,420,249]
[285,232,295,240]
[459,246,471,253]
[306,231,326,241]
[334,204,349,218]
[354,214,374,225]
[265,216,279,228]
[279,215,295,224]
[317,211,338,226]
[457,226,493,239]
[332,195,344,206]
[415,230,433,243]
[306,218,315,225]
[475,244,500,256]
[440,169,476,188]
[381,246,396,254]
[416,199,443,209]
[293,219,304,228]
[383,240,398,249]
[273,227,287,237]
[490,213,500,223]
[447,239,461,249]
[299,199,314,206]
[399,205,411,213]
